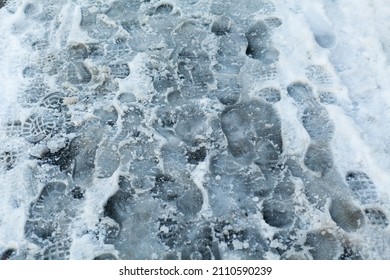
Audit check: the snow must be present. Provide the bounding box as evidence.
[0,0,389,260]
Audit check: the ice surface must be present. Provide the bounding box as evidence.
[0,0,390,260]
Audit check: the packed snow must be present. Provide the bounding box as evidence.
[0,0,389,260]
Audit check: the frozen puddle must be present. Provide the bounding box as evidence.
[0,0,390,260]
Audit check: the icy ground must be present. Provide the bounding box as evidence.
[0,0,390,260]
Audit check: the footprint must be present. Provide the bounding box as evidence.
[3,120,22,137]
[151,174,203,216]
[40,53,63,76]
[329,198,365,232]
[71,137,98,184]
[313,30,336,49]
[303,142,333,175]
[33,3,57,22]
[345,171,378,204]
[257,87,281,103]
[104,188,135,224]
[105,0,140,20]
[109,62,130,79]
[221,101,283,165]
[120,17,139,34]
[238,167,274,200]
[176,184,203,216]
[106,40,132,61]
[214,24,247,75]
[2,0,20,14]
[41,138,75,171]
[303,7,336,48]
[31,40,49,51]
[175,105,209,146]
[147,3,178,41]
[68,43,88,61]
[319,91,337,105]
[22,82,48,106]
[25,181,78,242]
[0,150,18,170]
[97,216,120,245]
[176,49,214,98]
[93,106,118,126]
[210,152,245,178]
[286,82,316,105]
[262,198,295,228]
[305,65,333,85]
[264,17,282,28]
[152,65,176,94]
[1,248,16,260]
[181,226,221,260]
[23,65,40,78]
[209,163,272,216]
[215,74,241,105]
[220,106,256,163]
[211,0,275,18]
[259,66,278,81]
[364,208,389,228]
[305,230,341,260]
[245,21,279,64]
[301,105,334,141]
[153,3,173,15]
[173,20,208,47]
[251,102,283,165]
[65,61,91,84]
[126,143,160,190]
[112,195,165,259]
[153,105,177,136]
[86,15,117,40]
[22,113,57,143]
[95,141,120,178]
[258,0,276,14]
[272,176,296,201]
[120,106,144,139]
[40,92,65,111]
[42,239,72,260]
[211,16,234,36]
[254,139,283,166]
[117,92,136,104]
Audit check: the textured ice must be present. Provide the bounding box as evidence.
[1,0,390,260]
